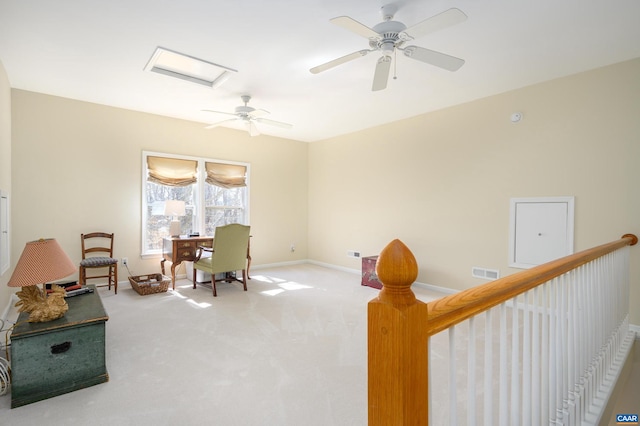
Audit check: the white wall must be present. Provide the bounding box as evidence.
[308,58,640,324]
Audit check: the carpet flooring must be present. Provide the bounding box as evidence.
[0,263,444,425]
[1,263,636,425]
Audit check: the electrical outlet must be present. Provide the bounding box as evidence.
[122,257,128,266]
[347,250,361,258]
[290,243,296,252]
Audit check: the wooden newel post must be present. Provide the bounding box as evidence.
[368,239,430,425]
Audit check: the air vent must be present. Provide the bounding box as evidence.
[472,267,500,280]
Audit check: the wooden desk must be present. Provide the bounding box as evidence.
[161,235,253,289]
[161,236,213,290]
[10,285,108,408]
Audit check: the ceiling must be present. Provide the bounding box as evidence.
[1,0,639,142]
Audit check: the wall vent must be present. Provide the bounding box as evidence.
[472,267,500,280]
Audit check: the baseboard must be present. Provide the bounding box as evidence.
[413,281,458,295]
[250,260,310,271]
[306,259,360,275]
[306,259,458,296]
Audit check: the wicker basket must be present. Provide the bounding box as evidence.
[128,274,170,295]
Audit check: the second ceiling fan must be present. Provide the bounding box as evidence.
[310,4,467,91]
[203,95,292,137]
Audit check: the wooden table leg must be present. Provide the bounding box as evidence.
[170,262,179,290]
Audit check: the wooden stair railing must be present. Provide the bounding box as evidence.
[368,234,637,425]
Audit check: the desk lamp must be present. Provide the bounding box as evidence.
[165,200,186,237]
[8,238,77,323]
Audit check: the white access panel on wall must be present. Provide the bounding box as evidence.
[509,196,575,269]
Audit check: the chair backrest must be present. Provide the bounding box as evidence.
[81,232,115,259]
[210,224,250,274]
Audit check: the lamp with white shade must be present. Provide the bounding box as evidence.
[165,200,186,237]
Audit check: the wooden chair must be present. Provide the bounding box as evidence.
[79,232,118,294]
[193,224,250,297]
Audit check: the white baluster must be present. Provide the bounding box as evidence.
[522,290,531,426]
[511,294,520,425]
[541,283,549,423]
[449,326,457,426]
[567,270,577,423]
[531,286,541,426]
[558,274,568,423]
[484,309,494,426]
[467,316,476,426]
[499,302,508,426]
[548,278,558,424]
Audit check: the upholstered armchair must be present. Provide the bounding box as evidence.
[193,224,251,297]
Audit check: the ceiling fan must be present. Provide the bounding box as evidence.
[310,4,467,91]
[203,95,292,136]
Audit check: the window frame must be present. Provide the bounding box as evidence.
[141,151,250,258]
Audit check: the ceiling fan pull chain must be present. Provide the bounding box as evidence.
[393,49,398,80]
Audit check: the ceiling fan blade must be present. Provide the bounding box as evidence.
[330,16,379,40]
[249,108,270,117]
[246,121,260,137]
[205,118,238,129]
[255,117,293,129]
[401,8,467,41]
[202,109,237,117]
[372,56,392,91]
[402,46,465,71]
[310,50,371,74]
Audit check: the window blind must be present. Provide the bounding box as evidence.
[147,156,198,187]
[205,162,247,188]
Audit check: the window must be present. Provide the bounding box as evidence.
[142,151,249,256]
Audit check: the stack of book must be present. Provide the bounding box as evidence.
[46,281,93,297]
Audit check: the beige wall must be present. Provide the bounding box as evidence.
[0,61,11,312]
[8,91,308,304]
[308,58,640,323]
[3,58,640,325]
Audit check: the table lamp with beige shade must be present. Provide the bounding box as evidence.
[8,238,78,323]
[165,200,186,238]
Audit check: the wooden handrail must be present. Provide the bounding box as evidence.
[368,234,636,425]
[425,234,637,337]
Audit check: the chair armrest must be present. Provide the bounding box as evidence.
[195,246,214,262]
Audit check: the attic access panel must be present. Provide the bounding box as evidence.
[508,196,575,269]
[144,47,237,88]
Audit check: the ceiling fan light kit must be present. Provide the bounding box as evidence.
[309,5,467,91]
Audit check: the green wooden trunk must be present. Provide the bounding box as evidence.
[10,285,109,408]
